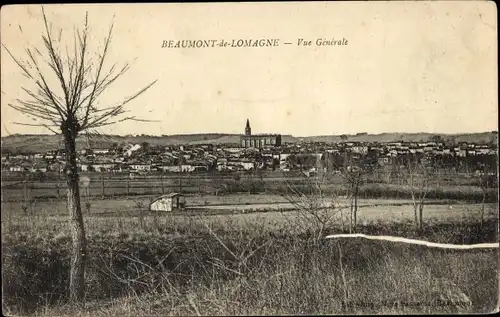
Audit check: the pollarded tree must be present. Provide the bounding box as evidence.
[2,7,157,303]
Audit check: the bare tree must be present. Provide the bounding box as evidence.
[406,158,430,232]
[334,151,366,233]
[2,7,157,302]
[476,164,496,228]
[281,170,347,242]
[340,164,364,233]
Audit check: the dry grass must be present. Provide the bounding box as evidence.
[2,205,499,316]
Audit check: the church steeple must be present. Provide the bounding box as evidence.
[245,119,251,136]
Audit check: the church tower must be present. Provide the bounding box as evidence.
[245,119,251,136]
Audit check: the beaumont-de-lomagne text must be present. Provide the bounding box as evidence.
[161,38,349,48]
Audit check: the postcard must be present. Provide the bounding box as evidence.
[1,2,498,316]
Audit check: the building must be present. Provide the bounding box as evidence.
[9,165,24,172]
[149,193,185,212]
[129,163,152,172]
[240,119,281,148]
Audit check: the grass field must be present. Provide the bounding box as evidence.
[1,192,496,220]
[2,209,498,316]
[2,171,497,203]
[1,185,499,315]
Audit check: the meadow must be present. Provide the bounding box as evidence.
[2,196,499,316]
[1,190,496,221]
[1,171,499,315]
[1,171,497,203]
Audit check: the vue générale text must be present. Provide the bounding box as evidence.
[161,38,348,48]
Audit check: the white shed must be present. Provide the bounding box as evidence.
[149,193,185,212]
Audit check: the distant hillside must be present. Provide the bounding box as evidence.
[0,133,298,153]
[0,132,496,154]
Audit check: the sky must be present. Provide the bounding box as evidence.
[1,2,497,137]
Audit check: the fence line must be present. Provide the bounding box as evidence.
[325,233,500,249]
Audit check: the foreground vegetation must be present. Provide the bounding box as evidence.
[2,209,498,315]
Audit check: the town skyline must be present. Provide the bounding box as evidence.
[1,129,499,139]
[1,2,497,137]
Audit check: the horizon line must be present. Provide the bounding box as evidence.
[1,130,498,139]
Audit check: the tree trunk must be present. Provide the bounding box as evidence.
[63,122,86,303]
[23,180,28,214]
[481,190,486,228]
[418,203,424,231]
[349,199,353,234]
[354,185,358,232]
[413,202,418,231]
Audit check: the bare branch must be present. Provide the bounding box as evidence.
[1,43,34,79]
[8,103,58,123]
[12,122,59,134]
[23,46,67,119]
[41,7,72,111]
[4,6,157,140]
[81,80,157,130]
[78,18,115,123]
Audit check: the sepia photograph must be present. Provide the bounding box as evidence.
[1,2,498,316]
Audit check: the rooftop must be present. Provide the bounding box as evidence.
[241,133,281,137]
